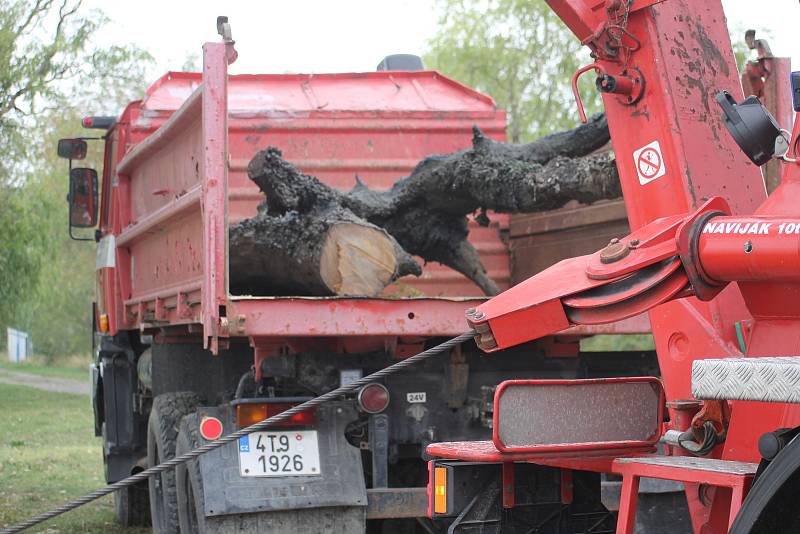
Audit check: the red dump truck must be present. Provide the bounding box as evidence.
[57,22,651,533]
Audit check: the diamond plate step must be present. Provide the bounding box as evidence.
[692,357,800,403]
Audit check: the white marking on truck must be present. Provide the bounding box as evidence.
[702,222,772,235]
[406,392,426,403]
[340,369,362,387]
[699,221,800,235]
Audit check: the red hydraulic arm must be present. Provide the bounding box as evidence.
[464,1,800,531]
[471,0,765,386]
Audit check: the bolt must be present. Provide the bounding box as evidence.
[473,322,491,334]
[629,238,640,247]
[473,311,485,321]
[744,240,753,254]
[465,308,477,317]
[609,237,620,245]
[600,241,630,264]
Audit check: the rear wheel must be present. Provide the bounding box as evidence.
[731,433,800,533]
[148,392,202,534]
[175,413,208,533]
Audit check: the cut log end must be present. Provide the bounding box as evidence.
[320,223,416,296]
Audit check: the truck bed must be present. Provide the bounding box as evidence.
[107,43,648,348]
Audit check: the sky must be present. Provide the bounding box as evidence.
[85,0,799,83]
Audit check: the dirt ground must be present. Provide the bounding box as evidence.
[0,367,89,395]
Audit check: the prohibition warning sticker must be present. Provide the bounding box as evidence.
[632,140,666,185]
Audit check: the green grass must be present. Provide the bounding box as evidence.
[0,383,148,533]
[0,359,90,382]
[580,334,656,352]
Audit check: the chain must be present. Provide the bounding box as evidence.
[594,0,640,63]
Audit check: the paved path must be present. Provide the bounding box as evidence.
[0,368,90,395]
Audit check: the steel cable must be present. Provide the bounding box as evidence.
[0,331,475,534]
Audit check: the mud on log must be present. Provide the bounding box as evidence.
[229,113,620,297]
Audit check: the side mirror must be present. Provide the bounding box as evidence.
[57,138,88,160]
[69,168,98,228]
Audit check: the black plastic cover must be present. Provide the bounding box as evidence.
[376,54,424,71]
[716,90,781,166]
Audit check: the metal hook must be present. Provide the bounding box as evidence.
[571,63,607,123]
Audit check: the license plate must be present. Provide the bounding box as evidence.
[238,430,321,477]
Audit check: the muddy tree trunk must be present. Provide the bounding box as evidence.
[230,113,619,297]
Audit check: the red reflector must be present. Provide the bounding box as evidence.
[199,416,223,440]
[357,383,390,414]
[82,117,93,127]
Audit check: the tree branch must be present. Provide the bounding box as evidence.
[232,115,619,296]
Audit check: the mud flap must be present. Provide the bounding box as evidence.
[98,350,147,483]
[196,401,367,517]
[195,506,365,533]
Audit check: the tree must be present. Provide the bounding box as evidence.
[424,0,602,143]
[0,187,48,331]
[13,108,102,358]
[0,0,152,356]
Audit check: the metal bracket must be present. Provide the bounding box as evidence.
[216,16,233,42]
[215,15,238,64]
[369,414,390,488]
[445,346,469,408]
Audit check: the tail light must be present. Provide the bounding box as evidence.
[98,313,109,333]
[432,466,448,515]
[357,383,390,414]
[233,397,315,429]
[428,461,449,517]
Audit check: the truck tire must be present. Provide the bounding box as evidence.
[148,392,202,534]
[731,433,800,533]
[175,413,366,533]
[175,413,208,533]
[114,478,151,527]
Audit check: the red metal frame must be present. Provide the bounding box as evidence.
[426,460,435,518]
[429,1,800,532]
[200,42,231,352]
[612,458,756,534]
[426,440,655,465]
